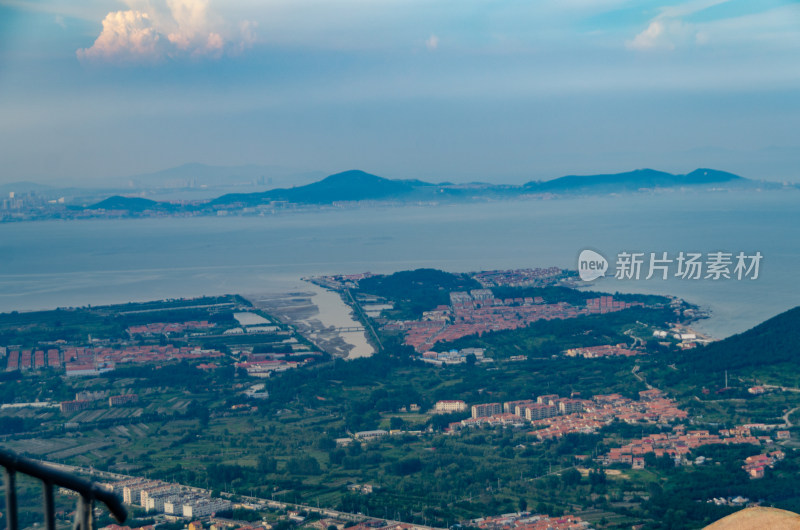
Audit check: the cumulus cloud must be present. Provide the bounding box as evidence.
[425,34,439,51]
[165,0,222,54]
[77,0,255,63]
[76,10,161,62]
[626,0,729,51]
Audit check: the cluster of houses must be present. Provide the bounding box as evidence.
[102,520,266,530]
[235,359,303,378]
[5,347,62,371]
[417,348,488,366]
[563,344,639,359]
[342,521,443,530]
[602,425,767,468]
[441,389,713,449]
[443,391,793,474]
[471,512,590,530]
[526,390,688,441]
[472,267,565,288]
[60,391,138,413]
[743,450,785,479]
[651,329,702,349]
[63,344,224,376]
[103,474,442,530]
[127,321,216,336]
[385,289,644,351]
[5,344,224,376]
[445,389,688,440]
[706,496,750,507]
[110,478,232,518]
[308,273,375,291]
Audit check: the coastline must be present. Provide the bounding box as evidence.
[246,282,375,360]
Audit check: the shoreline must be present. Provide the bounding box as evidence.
[246,282,376,360]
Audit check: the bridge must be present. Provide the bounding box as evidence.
[334,326,366,332]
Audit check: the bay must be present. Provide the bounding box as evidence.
[1,190,797,339]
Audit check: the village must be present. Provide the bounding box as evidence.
[430,389,791,475]
[3,308,315,378]
[385,291,645,352]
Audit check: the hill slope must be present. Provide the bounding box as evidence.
[211,169,420,206]
[682,306,800,372]
[90,196,176,212]
[525,168,744,194]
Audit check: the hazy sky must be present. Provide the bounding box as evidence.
[1,0,799,185]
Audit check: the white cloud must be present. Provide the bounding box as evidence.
[165,0,221,53]
[425,34,439,51]
[626,0,729,51]
[626,19,693,50]
[77,0,255,63]
[76,10,161,62]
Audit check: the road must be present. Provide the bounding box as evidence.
[623,327,644,349]
[762,384,800,393]
[631,365,656,390]
[41,460,441,528]
[783,407,798,428]
[345,288,383,351]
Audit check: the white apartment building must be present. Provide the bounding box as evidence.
[434,400,468,413]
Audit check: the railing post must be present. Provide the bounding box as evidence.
[0,450,124,527]
[42,481,55,530]
[3,467,18,530]
[73,495,94,530]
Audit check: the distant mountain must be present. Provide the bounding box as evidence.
[74,166,771,217]
[208,167,754,208]
[210,169,421,206]
[682,306,800,373]
[525,168,745,194]
[89,195,177,212]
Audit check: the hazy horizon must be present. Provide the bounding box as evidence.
[2,1,799,186]
[3,160,796,192]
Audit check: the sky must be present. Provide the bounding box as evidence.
[0,0,799,185]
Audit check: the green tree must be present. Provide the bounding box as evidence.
[257,454,278,473]
[561,468,581,487]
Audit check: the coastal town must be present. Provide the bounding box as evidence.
[437,389,791,470]
[445,389,687,438]
[3,306,317,378]
[387,292,645,352]
[0,269,797,530]
[3,1,799,527]
[309,268,687,355]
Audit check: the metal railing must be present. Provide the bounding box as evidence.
[0,449,126,530]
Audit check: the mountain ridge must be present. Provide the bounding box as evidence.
[206,167,754,208]
[209,169,418,206]
[525,168,744,193]
[87,167,767,212]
